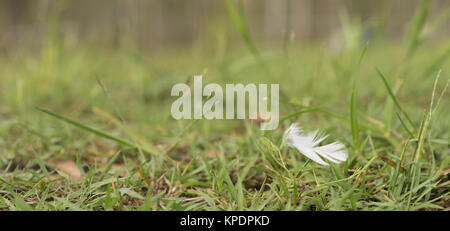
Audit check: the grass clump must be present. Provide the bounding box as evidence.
[0,1,448,211]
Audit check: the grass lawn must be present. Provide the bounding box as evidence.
[0,1,449,211]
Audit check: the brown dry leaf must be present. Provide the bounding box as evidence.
[54,161,84,180]
[207,149,220,158]
[444,198,450,209]
[86,146,102,156]
[437,180,450,188]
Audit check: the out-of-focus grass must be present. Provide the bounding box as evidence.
[0,1,449,211]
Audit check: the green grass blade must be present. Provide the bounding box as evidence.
[224,0,272,77]
[99,151,122,181]
[350,82,359,148]
[350,43,369,149]
[36,107,156,155]
[405,0,431,57]
[224,0,259,58]
[376,68,416,131]
[396,112,414,138]
[358,42,370,67]
[12,194,34,211]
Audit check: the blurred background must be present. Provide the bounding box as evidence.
[1,0,449,53]
[0,0,448,145]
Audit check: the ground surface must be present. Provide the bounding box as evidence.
[0,3,449,211]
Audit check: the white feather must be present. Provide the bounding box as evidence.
[283,123,348,166]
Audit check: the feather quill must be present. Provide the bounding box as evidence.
[283,123,348,166]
